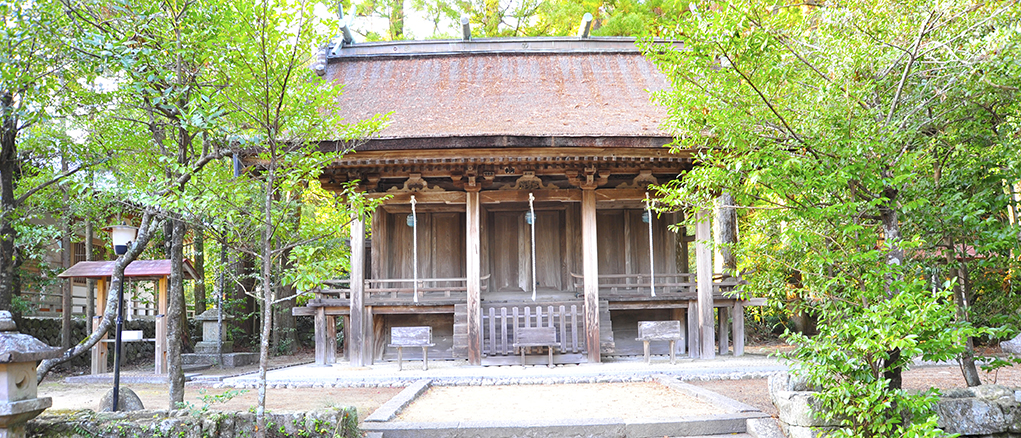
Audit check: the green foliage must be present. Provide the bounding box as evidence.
[644,0,1021,435]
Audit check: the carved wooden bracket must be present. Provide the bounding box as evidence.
[616,169,658,189]
[386,173,445,193]
[500,171,551,190]
[567,167,609,189]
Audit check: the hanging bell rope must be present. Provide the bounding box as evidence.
[411,195,419,303]
[646,192,656,297]
[529,192,537,302]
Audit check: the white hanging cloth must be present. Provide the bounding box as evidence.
[529,193,537,302]
[646,192,656,297]
[411,195,419,303]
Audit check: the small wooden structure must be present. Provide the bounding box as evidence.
[57,260,197,375]
[637,320,683,364]
[389,327,434,371]
[293,37,762,366]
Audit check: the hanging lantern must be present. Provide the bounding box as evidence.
[406,214,416,227]
[525,211,535,225]
[642,211,651,223]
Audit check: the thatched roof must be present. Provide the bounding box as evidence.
[324,38,676,146]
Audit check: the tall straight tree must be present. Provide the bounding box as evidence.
[0,0,100,313]
[644,1,1020,436]
[217,0,380,433]
[58,0,232,407]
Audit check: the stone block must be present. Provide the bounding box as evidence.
[773,390,840,428]
[936,396,1007,435]
[98,387,145,412]
[1000,333,1021,354]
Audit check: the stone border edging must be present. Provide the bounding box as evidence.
[363,379,432,422]
[363,413,764,438]
[656,375,763,413]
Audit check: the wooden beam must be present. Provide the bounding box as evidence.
[368,191,465,204]
[480,189,581,204]
[466,190,482,365]
[594,188,650,202]
[696,209,715,359]
[581,188,601,363]
[383,204,466,214]
[350,214,367,366]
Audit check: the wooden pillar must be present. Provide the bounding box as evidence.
[341,315,351,361]
[350,214,367,366]
[91,279,107,374]
[314,307,329,365]
[466,190,482,365]
[732,300,745,356]
[718,307,729,355]
[155,277,168,374]
[696,209,715,359]
[581,188,600,363]
[687,302,699,358]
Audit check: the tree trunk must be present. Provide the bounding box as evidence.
[85,221,95,333]
[0,92,19,313]
[37,212,158,382]
[955,254,982,386]
[879,185,903,390]
[256,167,276,437]
[717,192,738,276]
[193,224,206,313]
[167,219,187,409]
[60,215,72,350]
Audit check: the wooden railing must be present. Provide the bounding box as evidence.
[481,302,585,357]
[316,275,490,305]
[569,272,744,299]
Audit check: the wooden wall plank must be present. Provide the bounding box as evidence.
[535,211,562,290]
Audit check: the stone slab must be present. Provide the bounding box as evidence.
[656,375,763,413]
[746,418,785,438]
[364,379,432,422]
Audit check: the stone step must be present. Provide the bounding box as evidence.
[362,412,765,438]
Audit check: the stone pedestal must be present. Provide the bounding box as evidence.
[182,308,257,368]
[194,308,232,354]
[0,311,61,438]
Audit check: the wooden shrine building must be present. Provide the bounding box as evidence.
[296,37,759,366]
[58,260,198,375]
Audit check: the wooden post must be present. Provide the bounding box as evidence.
[732,300,745,356]
[326,315,337,364]
[350,214,367,366]
[155,277,168,374]
[314,307,329,365]
[687,303,699,358]
[718,307,729,355]
[696,209,714,359]
[92,279,109,374]
[581,188,600,363]
[466,190,482,365]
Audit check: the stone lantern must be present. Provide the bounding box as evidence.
[0,310,61,438]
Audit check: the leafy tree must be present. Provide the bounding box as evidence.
[0,0,102,313]
[212,0,382,431]
[644,1,1020,435]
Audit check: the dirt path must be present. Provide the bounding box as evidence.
[39,382,402,421]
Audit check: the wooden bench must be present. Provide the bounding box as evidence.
[637,321,683,364]
[512,326,558,368]
[388,327,435,371]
